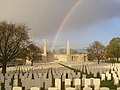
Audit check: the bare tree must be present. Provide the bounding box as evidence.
[0,21,29,76]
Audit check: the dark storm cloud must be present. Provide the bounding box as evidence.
[0,0,120,38]
[65,0,120,31]
[0,0,75,38]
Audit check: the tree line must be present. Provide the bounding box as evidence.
[87,37,120,64]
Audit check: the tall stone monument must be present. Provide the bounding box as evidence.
[67,40,70,55]
[43,39,47,61]
[43,39,47,56]
[66,40,71,61]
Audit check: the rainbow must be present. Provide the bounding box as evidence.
[51,0,81,51]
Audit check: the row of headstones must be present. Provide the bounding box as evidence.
[4,65,73,75]
[0,72,102,90]
[48,87,120,90]
[1,62,116,74]
[0,68,72,90]
[57,63,120,89]
[0,62,107,79]
[0,66,117,90]
[100,69,120,85]
[1,65,82,82]
[14,77,100,90]
[19,70,81,89]
[4,61,100,74]
[11,86,120,90]
[1,63,120,89]
[6,78,120,90]
[1,63,118,79]
[0,68,50,90]
[79,63,120,85]
[0,78,100,90]
[0,62,63,73]
[72,63,119,73]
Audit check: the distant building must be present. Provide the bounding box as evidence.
[42,39,88,62]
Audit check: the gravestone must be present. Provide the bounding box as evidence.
[55,79,61,90]
[30,87,40,90]
[44,78,52,90]
[65,79,71,88]
[100,87,109,90]
[13,79,18,86]
[48,87,59,90]
[117,87,120,90]
[74,79,81,90]
[114,77,119,85]
[82,74,86,78]
[24,78,31,90]
[101,74,105,81]
[93,79,100,90]
[83,87,92,90]
[13,87,22,90]
[66,87,75,90]
[84,79,90,88]
[106,74,111,80]
[90,78,94,86]
[82,78,86,87]
[5,86,11,90]
[5,80,10,88]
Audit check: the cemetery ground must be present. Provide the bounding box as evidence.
[1,61,120,90]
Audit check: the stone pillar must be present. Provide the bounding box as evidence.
[42,39,47,62]
[67,40,70,55]
[43,39,47,56]
[66,40,71,61]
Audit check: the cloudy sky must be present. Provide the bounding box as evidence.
[0,0,120,49]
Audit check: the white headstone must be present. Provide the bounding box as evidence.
[74,79,81,86]
[13,87,22,90]
[106,74,111,80]
[117,87,120,90]
[114,77,119,85]
[55,79,61,90]
[13,79,18,86]
[83,87,92,90]
[65,79,71,88]
[93,79,100,90]
[45,78,52,90]
[105,71,109,76]
[5,80,10,88]
[100,87,109,90]
[66,87,75,90]
[48,87,59,90]
[101,74,105,81]
[82,74,86,78]
[84,79,90,88]
[5,86,11,90]
[30,87,40,90]
[82,78,85,87]
[113,73,117,79]
[74,79,81,90]
[24,78,31,90]
[90,78,94,86]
